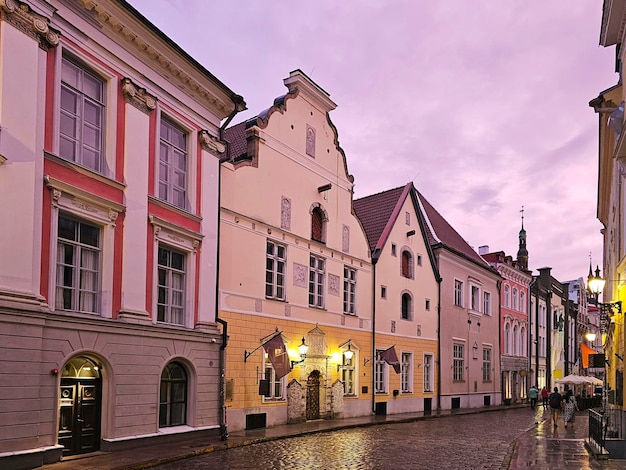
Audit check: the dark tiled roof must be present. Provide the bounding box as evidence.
[417,191,490,268]
[223,121,247,160]
[353,186,407,252]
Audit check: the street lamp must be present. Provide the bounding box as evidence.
[291,337,309,368]
[585,332,597,343]
[588,265,606,303]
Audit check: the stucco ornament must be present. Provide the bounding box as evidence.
[199,130,226,155]
[121,77,157,113]
[1,0,59,48]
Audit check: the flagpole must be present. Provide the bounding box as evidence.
[244,330,282,362]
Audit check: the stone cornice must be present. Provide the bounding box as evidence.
[77,0,235,116]
[0,0,60,49]
[121,77,157,114]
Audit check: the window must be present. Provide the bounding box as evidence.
[309,255,325,308]
[401,250,412,278]
[56,214,101,313]
[159,362,187,427]
[453,344,464,381]
[520,327,526,356]
[343,267,356,315]
[159,119,188,209]
[483,292,491,316]
[341,351,356,395]
[482,348,492,381]
[374,349,387,393]
[505,323,511,354]
[60,56,104,173]
[264,353,284,400]
[417,254,422,266]
[381,286,387,299]
[266,240,286,300]
[471,285,480,311]
[424,354,433,392]
[401,352,412,393]
[454,280,463,306]
[311,207,325,242]
[425,299,431,311]
[513,325,519,355]
[401,292,412,320]
[157,245,186,325]
[504,285,510,308]
[520,291,526,313]
[391,244,397,256]
[405,211,410,225]
[512,288,518,311]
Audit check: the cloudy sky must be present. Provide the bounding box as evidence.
[129,0,616,282]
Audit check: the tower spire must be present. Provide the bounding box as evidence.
[517,205,528,271]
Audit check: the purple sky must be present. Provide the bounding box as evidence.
[129,0,616,282]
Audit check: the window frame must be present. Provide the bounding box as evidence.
[343,266,357,315]
[374,349,388,393]
[504,284,510,308]
[482,347,492,382]
[401,291,413,320]
[423,353,434,392]
[401,352,413,393]
[454,279,464,307]
[453,343,464,381]
[262,352,286,401]
[266,240,287,301]
[158,116,190,210]
[470,284,480,312]
[157,244,186,326]
[308,254,326,308]
[483,291,491,316]
[159,361,188,428]
[401,249,413,278]
[340,346,357,396]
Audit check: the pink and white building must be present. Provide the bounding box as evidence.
[0,1,244,467]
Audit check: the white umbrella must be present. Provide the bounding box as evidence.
[584,376,602,385]
[555,374,588,385]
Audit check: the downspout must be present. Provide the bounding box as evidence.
[436,276,442,412]
[371,248,381,414]
[215,94,246,441]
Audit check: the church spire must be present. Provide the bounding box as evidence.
[517,206,528,271]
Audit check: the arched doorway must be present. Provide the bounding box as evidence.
[306,370,321,420]
[58,356,102,456]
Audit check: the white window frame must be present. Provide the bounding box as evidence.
[504,285,510,308]
[505,323,511,354]
[340,344,357,396]
[149,215,200,328]
[308,254,325,308]
[482,347,492,382]
[262,352,286,401]
[453,343,464,381]
[54,48,117,179]
[157,245,186,325]
[470,284,480,312]
[343,266,357,315]
[46,178,122,319]
[512,288,518,311]
[374,349,388,393]
[483,291,491,316]
[423,353,434,392]
[266,240,286,300]
[520,291,526,313]
[454,279,464,307]
[401,352,413,393]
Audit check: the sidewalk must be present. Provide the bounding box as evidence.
[41,404,615,470]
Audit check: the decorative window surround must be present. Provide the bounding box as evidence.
[0,0,60,50]
[45,175,124,319]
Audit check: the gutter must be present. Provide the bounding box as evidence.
[371,248,381,414]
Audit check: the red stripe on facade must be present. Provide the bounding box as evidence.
[194,245,201,325]
[147,201,201,233]
[44,159,124,204]
[44,48,56,152]
[145,223,154,317]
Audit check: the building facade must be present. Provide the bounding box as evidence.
[219,70,374,432]
[417,192,502,409]
[0,1,244,467]
[354,183,441,415]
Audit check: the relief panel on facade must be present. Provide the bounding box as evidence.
[306,124,316,157]
[293,263,307,288]
[281,196,291,231]
[328,274,340,296]
[342,225,350,253]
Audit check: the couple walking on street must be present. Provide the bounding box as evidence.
[548,387,579,428]
[529,385,550,410]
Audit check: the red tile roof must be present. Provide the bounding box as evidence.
[417,191,490,268]
[223,121,247,160]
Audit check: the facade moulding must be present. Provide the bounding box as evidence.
[199,130,226,156]
[121,77,157,114]
[0,0,60,49]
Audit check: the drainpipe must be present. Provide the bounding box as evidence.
[436,277,442,412]
[371,248,381,414]
[215,94,246,441]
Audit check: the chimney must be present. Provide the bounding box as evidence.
[478,245,489,255]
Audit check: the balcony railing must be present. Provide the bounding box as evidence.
[589,408,624,456]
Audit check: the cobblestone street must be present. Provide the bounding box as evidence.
[155,408,538,469]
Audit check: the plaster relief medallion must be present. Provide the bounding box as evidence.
[306,124,316,157]
[293,263,307,288]
[328,274,340,296]
[391,320,396,333]
[285,305,291,317]
[341,315,345,326]
[255,299,262,312]
[417,324,422,336]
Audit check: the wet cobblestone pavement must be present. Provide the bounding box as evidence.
[155,408,536,469]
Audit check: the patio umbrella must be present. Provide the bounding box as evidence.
[555,374,588,385]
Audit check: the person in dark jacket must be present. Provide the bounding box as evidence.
[549,387,563,427]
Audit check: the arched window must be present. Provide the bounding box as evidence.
[401,250,412,278]
[401,292,412,320]
[159,362,187,427]
[520,326,526,356]
[311,207,325,242]
[512,288,518,311]
[504,285,510,308]
[513,325,519,356]
[520,291,526,313]
[505,323,511,354]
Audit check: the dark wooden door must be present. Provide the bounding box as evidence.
[306,371,320,420]
[58,378,101,455]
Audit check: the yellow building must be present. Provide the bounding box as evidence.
[219,70,373,432]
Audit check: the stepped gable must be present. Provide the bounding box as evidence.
[353,185,407,253]
[417,191,490,268]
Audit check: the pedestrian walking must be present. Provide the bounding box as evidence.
[563,389,579,428]
[529,385,538,409]
[541,386,549,410]
[549,387,563,427]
